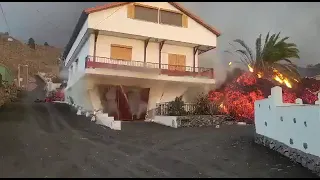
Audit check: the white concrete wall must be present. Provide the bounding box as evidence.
[94,34,195,67]
[65,76,93,111]
[88,2,217,47]
[153,116,178,128]
[65,19,89,66]
[255,86,320,157]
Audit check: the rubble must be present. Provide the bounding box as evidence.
[0,83,21,107]
[176,115,236,127]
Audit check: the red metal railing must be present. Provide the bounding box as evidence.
[85,56,214,79]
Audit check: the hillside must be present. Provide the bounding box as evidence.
[0,34,62,80]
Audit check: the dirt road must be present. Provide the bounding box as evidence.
[0,77,317,178]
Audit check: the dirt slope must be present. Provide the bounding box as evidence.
[0,34,62,79]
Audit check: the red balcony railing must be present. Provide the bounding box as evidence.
[85,56,214,79]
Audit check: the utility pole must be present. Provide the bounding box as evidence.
[17,64,28,89]
[17,65,20,87]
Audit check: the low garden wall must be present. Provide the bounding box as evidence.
[254,86,320,175]
[153,115,235,128]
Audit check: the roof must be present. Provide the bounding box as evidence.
[63,2,221,60]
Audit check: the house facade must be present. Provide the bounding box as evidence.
[63,2,220,121]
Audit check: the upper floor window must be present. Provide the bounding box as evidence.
[160,10,182,27]
[127,3,188,28]
[134,5,158,23]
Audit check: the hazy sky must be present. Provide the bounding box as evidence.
[0,2,320,68]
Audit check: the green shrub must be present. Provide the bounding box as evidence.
[192,93,221,115]
[167,96,186,116]
[193,93,211,115]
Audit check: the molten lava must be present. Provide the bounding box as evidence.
[209,71,320,124]
[248,64,254,72]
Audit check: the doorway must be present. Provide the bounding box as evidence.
[99,85,150,121]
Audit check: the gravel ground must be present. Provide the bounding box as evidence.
[0,77,317,178]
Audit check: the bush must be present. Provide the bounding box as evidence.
[28,38,36,49]
[193,93,221,115]
[193,93,211,115]
[167,96,186,116]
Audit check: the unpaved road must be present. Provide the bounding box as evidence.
[0,77,317,178]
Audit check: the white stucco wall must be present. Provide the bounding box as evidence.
[65,19,88,66]
[87,2,217,47]
[65,76,92,111]
[94,34,197,67]
[255,86,320,157]
[68,38,90,87]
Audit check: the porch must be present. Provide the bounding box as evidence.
[85,56,214,79]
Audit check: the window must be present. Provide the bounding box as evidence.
[75,59,78,72]
[128,4,158,23]
[168,53,186,71]
[135,5,158,23]
[160,10,182,27]
[110,44,132,61]
[127,3,188,28]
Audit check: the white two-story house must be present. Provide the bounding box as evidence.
[63,2,220,121]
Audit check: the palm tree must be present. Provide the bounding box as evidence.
[226,32,301,83]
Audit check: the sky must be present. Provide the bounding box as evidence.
[1,2,320,69]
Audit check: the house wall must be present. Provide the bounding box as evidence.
[68,38,90,87]
[93,34,197,67]
[84,74,199,110]
[65,19,88,66]
[87,2,217,47]
[255,86,320,157]
[65,76,93,111]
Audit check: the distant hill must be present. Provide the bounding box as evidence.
[0,34,62,80]
[297,63,320,78]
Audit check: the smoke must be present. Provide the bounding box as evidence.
[59,66,69,80]
[183,2,320,67]
[198,49,228,89]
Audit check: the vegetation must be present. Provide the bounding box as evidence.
[44,42,49,46]
[167,96,186,116]
[28,38,36,49]
[192,93,220,115]
[226,32,301,82]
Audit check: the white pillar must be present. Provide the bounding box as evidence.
[271,86,283,105]
[295,98,303,104]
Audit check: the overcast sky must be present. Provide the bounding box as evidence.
[0,2,320,68]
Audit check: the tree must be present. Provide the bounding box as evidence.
[44,42,49,46]
[28,38,36,49]
[226,32,301,83]
[4,32,9,36]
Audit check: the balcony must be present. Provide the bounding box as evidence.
[85,56,214,79]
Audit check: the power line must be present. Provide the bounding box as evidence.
[0,3,10,34]
[36,9,69,34]
[93,5,124,29]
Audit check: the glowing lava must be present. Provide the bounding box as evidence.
[248,64,254,72]
[208,71,320,124]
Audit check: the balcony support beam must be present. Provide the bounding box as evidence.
[198,46,216,55]
[144,38,150,63]
[93,30,99,63]
[159,41,165,69]
[193,46,200,72]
